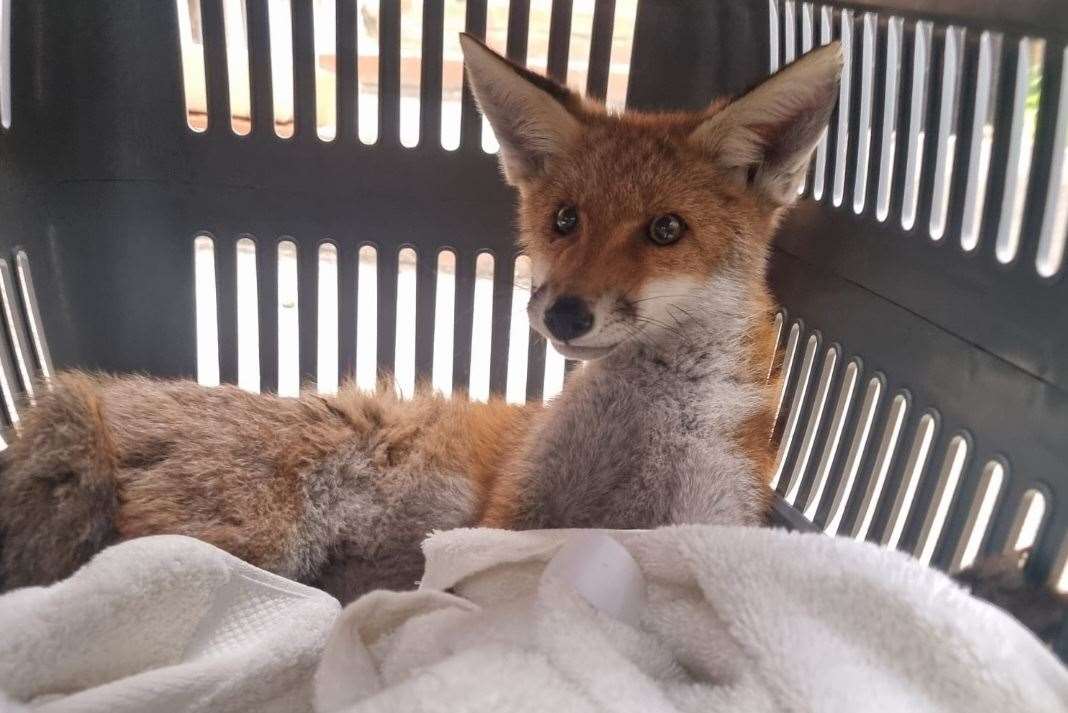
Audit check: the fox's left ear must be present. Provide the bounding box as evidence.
[690,42,843,206]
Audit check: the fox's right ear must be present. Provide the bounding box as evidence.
[460,34,582,186]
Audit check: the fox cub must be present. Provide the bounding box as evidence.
[0,37,843,603]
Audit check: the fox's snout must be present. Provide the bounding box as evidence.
[541,295,594,342]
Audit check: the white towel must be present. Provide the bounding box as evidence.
[0,535,340,713]
[314,526,1068,713]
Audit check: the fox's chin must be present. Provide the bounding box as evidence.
[550,342,617,360]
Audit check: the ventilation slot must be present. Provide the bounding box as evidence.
[235,237,260,392]
[358,1,380,145]
[543,341,566,402]
[774,321,802,426]
[784,345,838,504]
[914,434,969,565]
[771,332,819,491]
[768,0,780,73]
[604,0,638,111]
[356,245,378,390]
[768,311,785,382]
[1036,44,1068,278]
[506,255,533,404]
[526,0,551,76]
[928,26,964,240]
[874,17,903,222]
[803,358,860,521]
[433,249,456,395]
[796,2,815,196]
[194,234,219,386]
[318,243,339,394]
[564,0,595,92]
[852,12,876,214]
[276,240,299,396]
[783,2,797,66]
[960,31,1001,251]
[469,252,494,402]
[1005,488,1048,553]
[0,0,10,129]
[882,411,937,549]
[950,460,1005,572]
[824,374,883,535]
[996,37,1045,263]
[221,0,251,134]
[831,9,853,208]
[853,391,909,540]
[13,251,53,382]
[1053,535,1068,593]
[397,0,420,147]
[440,0,465,150]
[268,0,295,138]
[811,6,834,201]
[394,247,417,397]
[481,0,511,153]
[901,21,932,231]
[177,0,208,131]
[314,0,337,141]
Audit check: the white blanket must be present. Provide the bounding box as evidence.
[1,528,1065,712]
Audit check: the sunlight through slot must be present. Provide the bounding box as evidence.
[1036,44,1068,278]
[194,235,219,386]
[314,0,337,140]
[355,245,378,390]
[482,0,511,153]
[222,0,251,134]
[875,17,903,222]
[565,0,595,92]
[395,248,417,397]
[901,21,932,231]
[811,6,834,200]
[852,13,877,214]
[768,0,780,73]
[469,252,494,402]
[527,0,552,76]
[784,346,838,504]
[824,375,883,535]
[399,0,421,147]
[915,434,968,565]
[236,237,260,392]
[771,333,819,491]
[358,0,379,144]
[853,392,909,541]
[1054,537,1068,593]
[951,460,1004,572]
[277,240,299,396]
[176,0,207,131]
[543,342,566,402]
[960,32,1000,250]
[318,243,339,394]
[14,251,54,382]
[929,26,964,240]
[996,37,1045,263]
[804,358,860,520]
[432,250,456,395]
[831,9,853,208]
[773,322,802,426]
[604,0,638,112]
[441,0,466,150]
[268,0,294,138]
[506,256,533,404]
[797,2,815,196]
[883,412,937,549]
[783,2,796,65]
[1007,489,1047,553]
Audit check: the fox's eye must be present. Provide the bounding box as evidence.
[648,214,684,245]
[554,206,579,235]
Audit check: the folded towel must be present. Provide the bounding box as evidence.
[314,526,1068,713]
[0,535,339,713]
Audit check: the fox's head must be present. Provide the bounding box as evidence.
[461,35,842,361]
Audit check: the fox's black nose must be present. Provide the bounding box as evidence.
[544,296,594,341]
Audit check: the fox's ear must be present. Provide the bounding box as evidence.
[460,33,582,185]
[690,42,843,206]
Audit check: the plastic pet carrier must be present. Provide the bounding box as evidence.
[0,0,1066,651]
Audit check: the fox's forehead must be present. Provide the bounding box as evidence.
[522,119,743,223]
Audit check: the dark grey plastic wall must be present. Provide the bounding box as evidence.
[0,0,1066,654]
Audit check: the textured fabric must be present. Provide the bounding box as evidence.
[0,535,340,713]
[314,526,1068,713]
